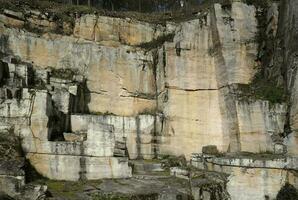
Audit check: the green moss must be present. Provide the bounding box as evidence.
[137,33,175,50]
[91,195,130,200]
[138,108,157,115]
[32,179,102,199]
[91,193,159,200]
[143,159,160,164]
[50,68,78,80]
[89,111,117,116]
[236,0,285,104]
[226,151,285,161]
[160,155,187,170]
[245,0,280,7]
[237,71,285,104]
[0,0,98,20]
[0,129,23,159]
[276,183,298,200]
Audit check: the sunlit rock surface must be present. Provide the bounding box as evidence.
[0,0,297,199]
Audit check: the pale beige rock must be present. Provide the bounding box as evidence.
[63,132,86,142]
[0,14,24,28]
[158,89,225,159]
[26,153,132,181]
[0,28,156,116]
[71,114,158,159]
[74,15,164,45]
[227,168,297,200]
[30,91,53,141]
[0,2,296,189]
[191,155,298,200]
[285,133,298,155]
[213,2,258,86]
[236,101,286,152]
[163,16,218,90]
[157,2,260,158]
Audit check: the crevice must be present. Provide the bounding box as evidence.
[135,115,143,160]
[79,142,87,181]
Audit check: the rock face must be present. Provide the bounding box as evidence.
[0,0,297,199]
[191,153,298,200]
[275,0,298,156]
[156,2,284,158]
[0,127,47,200]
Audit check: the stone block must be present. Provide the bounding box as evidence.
[274,143,287,154]
[63,132,86,142]
[202,145,219,155]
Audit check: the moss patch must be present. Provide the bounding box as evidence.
[50,68,79,80]
[237,0,285,104]
[0,0,208,26]
[137,33,175,50]
[89,111,117,116]
[237,73,285,104]
[32,179,102,199]
[160,155,187,170]
[276,183,298,200]
[225,151,285,161]
[91,193,159,200]
[0,129,23,159]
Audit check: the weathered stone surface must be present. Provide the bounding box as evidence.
[202,145,219,155]
[0,27,156,116]
[274,0,298,156]
[158,89,225,159]
[157,2,261,158]
[27,153,132,181]
[191,154,298,200]
[71,114,158,159]
[63,132,86,142]
[0,1,280,162]
[227,168,297,200]
[213,2,257,86]
[74,15,164,45]
[0,14,24,28]
[96,177,191,199]
[236,101,286,152]
[0,175,25,198]
[0,128,27,199]
[0,1,297,199]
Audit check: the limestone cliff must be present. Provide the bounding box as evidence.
[0,0,297,200]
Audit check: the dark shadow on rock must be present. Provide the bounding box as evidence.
[276,183,298,200]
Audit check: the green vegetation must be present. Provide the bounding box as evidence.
[32,179,102,199]
[0,0,97,21]
[89,111,116,116]
[0,130,23,159]
[160,155,187,170]
[276,183,298,200]
[91,193,159,200]
[236,0,285,104]
[138,108,157,116]
[245,0,280,7]
[0,0,208,25]
[225,151,285,161]
[237,77,285,104]
[138,33,175,50]
[91,194,130,200]
[50,68,79,80]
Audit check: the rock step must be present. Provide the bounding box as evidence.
[132,174,170,180]
[115,141,126,150]
[113,140,127,157]
[130,160,167,175]
[113,148,126,157]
